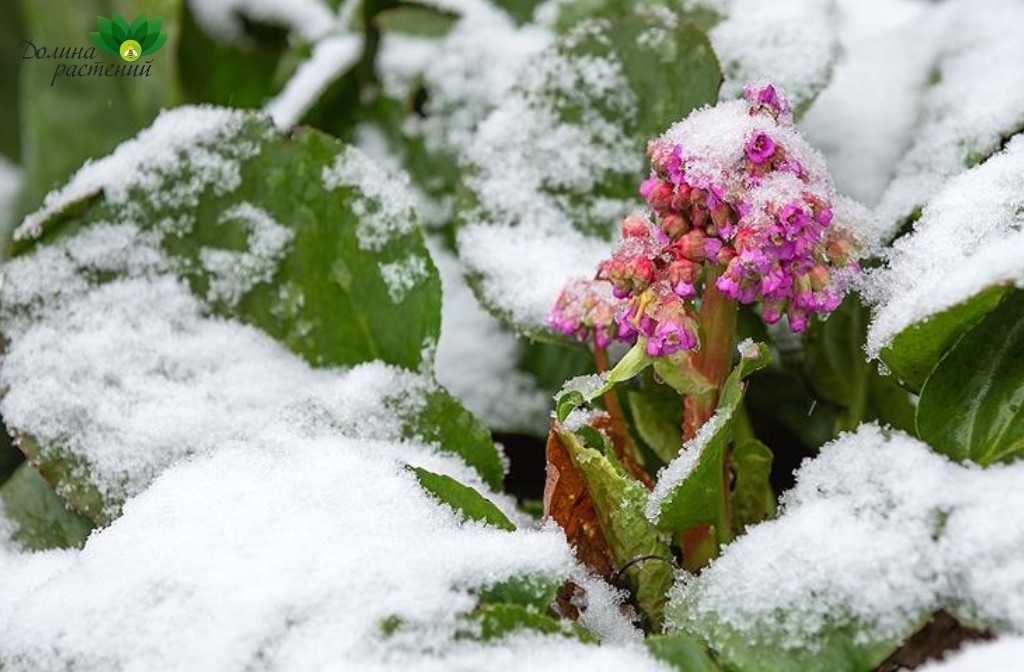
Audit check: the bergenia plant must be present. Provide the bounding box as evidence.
[547,83,862,616]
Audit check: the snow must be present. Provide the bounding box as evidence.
[322,146,419,252]
[874,0,1024,231]
[265,35,363,128]
[200,203,294,307]
[799,0,936,207]
[863,135,1024,357]
[710,0,838,110]
[431,240,551,433]
[645,409,726,523]
[186,0,337,44]
[670,424,1024,657]
[736,338,759,360]
[919,638,1024,672]
[455,22,643,329]
[15,106,257,242]
[0,430,664,670]
[379,254,431,304]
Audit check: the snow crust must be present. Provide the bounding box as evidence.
[671,424,1024,654]
[710,0,837,108]
[864,135,1024,356]
[0,412,663,670]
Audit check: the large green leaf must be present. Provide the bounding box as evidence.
[455,10,721,335]
[13,114,440,371]
[546,0,723,33]
[408,466,514,531]
[0,462,93,550]
[2,110,499,524]
[16,0,180,211]
[879,284,1011,394]
[917,290,1024,465]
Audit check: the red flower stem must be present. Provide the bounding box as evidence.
[681,265,738,571]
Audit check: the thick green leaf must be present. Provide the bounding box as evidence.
[547,0,723,33]
[16,0,180,210]
[0,462,93,550]
[729,440,775,533]
[626,387,682,465]
[555,341,651,421]
[558,428,673,631]
[408,467,515,531]
[674,618,915,672]
[475,574,561,613]
[917,291,1024,465]
[879,283,1011,393]
[646,633,720,672]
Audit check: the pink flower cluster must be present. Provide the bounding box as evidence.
[551,83,858,355]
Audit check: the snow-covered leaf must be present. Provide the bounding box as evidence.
[455,11,721,335]
[709,0,837,115]
[0,107,509,523]
[865,135,1024,392]
[669,423,1024,671]
[875,0,1024,233]
[917,291,1024,466]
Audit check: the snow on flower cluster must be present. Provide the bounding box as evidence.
[552,84,863,356]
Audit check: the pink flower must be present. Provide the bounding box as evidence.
[745,132,776,164]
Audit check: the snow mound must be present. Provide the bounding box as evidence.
[671,424,1024,657]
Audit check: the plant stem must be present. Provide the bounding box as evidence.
[683,267,738,441]
[680,266,738,571]
[594,340,652,487]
